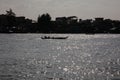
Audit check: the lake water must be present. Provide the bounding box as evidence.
[0,34,120,80]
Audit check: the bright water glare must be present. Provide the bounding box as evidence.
[0,34,120,80]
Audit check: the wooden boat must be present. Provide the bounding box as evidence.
[41,36,68,39]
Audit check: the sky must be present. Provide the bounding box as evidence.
[0,0,120,20]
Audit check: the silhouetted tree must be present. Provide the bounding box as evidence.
[37,13,52,32]
[6,8,16,17]
[38,13,51,24]
[6,9,16,32]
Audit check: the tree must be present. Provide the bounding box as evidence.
[37,13,51,25]
[37,13,52,32]
[6,8,16,16]
[5,9,16,32]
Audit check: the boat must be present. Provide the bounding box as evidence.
[41,36,68,39]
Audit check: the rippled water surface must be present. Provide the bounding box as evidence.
[0,34,120,80]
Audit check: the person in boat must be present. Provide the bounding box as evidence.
[44,36,50,39]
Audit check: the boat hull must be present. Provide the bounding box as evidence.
[41,36,68,39]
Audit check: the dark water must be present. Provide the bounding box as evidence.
[0,34,120,80]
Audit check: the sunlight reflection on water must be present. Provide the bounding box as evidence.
[0,34,120,80]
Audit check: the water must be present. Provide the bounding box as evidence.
[0,34,120,80]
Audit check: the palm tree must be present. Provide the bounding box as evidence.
[6,8,16,16]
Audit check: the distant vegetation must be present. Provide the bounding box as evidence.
[0,9,120,33]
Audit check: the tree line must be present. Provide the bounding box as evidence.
[0,9,120,33]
